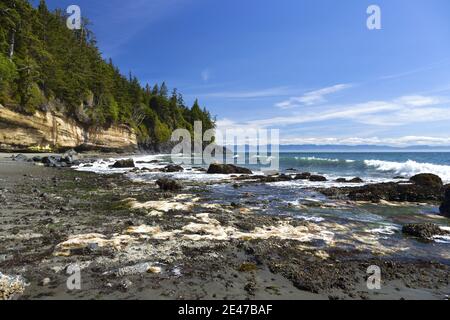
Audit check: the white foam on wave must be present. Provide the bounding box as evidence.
[295,156,339,162]
[365,159,450,182]
[294,156,356,163]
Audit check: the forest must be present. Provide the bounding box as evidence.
[0,0,215,147]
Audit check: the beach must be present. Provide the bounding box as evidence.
[0,152,449,300]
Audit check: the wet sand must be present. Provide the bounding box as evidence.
[0,155,449,300]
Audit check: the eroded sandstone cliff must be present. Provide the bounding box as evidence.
[0,104,137,153]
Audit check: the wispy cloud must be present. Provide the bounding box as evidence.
[201,86,294,99]
[201,69,210,82]
[275,84,352,109]
[217,94,448,129]
[277,136,450,147]
[379,58,450,80]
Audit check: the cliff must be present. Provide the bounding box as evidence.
[0,104,138,153]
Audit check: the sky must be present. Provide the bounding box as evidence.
[34,0,450,146]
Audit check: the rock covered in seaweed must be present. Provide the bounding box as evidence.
[409,173,443,188]
[402,223,449,240]
[207,164,252,175]
[111,159,135,168]
[156,178,183,191]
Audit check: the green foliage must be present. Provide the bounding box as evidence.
[25,82,46,113]
[0,54,17,103]
[0,0,215,145]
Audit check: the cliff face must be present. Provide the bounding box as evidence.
[0,104,138,153]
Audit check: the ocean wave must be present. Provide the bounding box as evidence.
[294,156,341,162]
[364,159,450,182]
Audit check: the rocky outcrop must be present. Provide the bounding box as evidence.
[111,159,135,168]
[0,104,137,153]
[319,174,445,203]
[309,175,327,182]
[402,223,449,240]
[156,178,183,191]
[207,164,253,175]
[336,177,364,183]
[162,164,184,173]
[409,173,443,188]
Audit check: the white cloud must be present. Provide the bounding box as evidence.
[275,84,352,109]
[250,94,448,127]
[278,136,450,147]
[214,93,450,146]
[201,69,210,82]
[202,86,293,99]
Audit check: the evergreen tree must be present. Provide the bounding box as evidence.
[0,0,215,145]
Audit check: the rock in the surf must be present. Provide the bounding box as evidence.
[207,164,252,175]
[162,164,184,172]
[402,223,448,240]
[294,172,311,180]
[409,173,443,188]
[111,159,135,168]
[309,175,327,182]
[156,178,183,191]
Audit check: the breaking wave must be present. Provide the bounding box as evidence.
[364,159,450,182]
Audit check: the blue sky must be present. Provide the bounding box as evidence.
[35,0,450,146]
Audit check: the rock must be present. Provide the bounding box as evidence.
[12,154,29,162]
[42,156,64,167]
[410,173,443,188]
[328,181,446,203]
[136,160,159,164]
[309,175,327,182]
[41,278,51,286]
[336,177,363,183]
[402,223,448,240]
[294,172,311,180]
[156,178,182,191]
[162,164,184,172]
[0,273,27,300]
[0,105,137,153]
[111,159,135,168]
[62,149,79,163]
[256,174,293,183]
[207,164,252,175]
[439,187,450,218]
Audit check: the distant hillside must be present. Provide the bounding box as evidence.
[0,0,215,151]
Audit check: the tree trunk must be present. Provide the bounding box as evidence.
[9,29,15,59]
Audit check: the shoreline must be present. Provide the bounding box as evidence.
[0,155,449,300]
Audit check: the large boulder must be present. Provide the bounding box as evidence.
[402,223,448,240]
[12,154,28,162]
[410,173,443,188]
[42,155,69,168]
[207,164,252,175]
[294,172,311,180]
[439,187,450,218]
[335,177,364,183]
[156,178,182,191]
[111,159,135,168]
[309,175,327,182]
[162,164,184,173]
